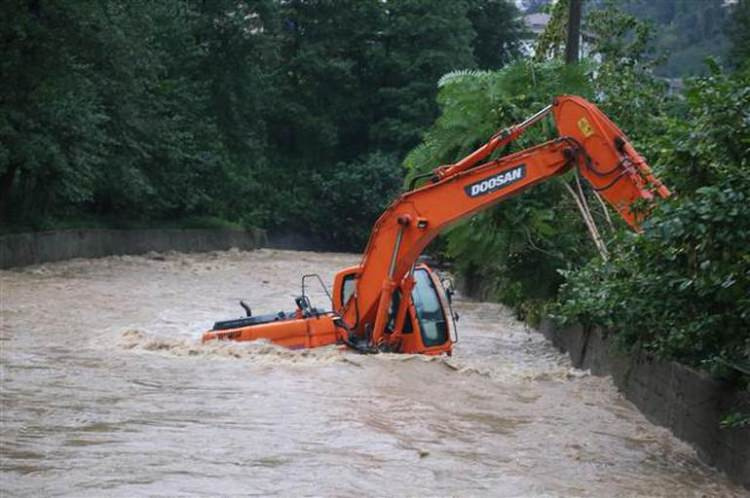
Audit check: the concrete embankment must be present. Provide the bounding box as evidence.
[458,278,749,489]
[0,229,263,269]
[0,228,338,269]
[538,320,750,490]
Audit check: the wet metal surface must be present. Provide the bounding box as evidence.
[0,249,744,496]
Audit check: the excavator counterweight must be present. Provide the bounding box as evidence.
[203,96,670,355]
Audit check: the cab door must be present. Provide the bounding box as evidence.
[405,266,455,354]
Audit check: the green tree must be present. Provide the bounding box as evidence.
[556,66,750,381]
[0,1,108,222]
[0,0,525,244]
[87,2,228,220]
[621,0,731,76]
[728,0,750,69]
[270,0,385,166]
[371,0,478,154]
[263,0,499,248]
[583,2,674,152]
[190,0,280,226]
[467,0,526,69]
[0,1,233,225]
[307,152,403,250]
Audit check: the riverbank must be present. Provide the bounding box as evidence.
[457,274,750,490]
[538,320,750,489]
[0,228,339,269]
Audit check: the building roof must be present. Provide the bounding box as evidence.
[523,13,551,34]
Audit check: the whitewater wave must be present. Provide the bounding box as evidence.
[118,329,360,366]
[118,328,589,383]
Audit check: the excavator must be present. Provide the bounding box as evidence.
[202,96,671,355]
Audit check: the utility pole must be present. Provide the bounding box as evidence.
[563,0,606,258]
[565,0,582,64]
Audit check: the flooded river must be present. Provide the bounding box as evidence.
[1,249,745,496]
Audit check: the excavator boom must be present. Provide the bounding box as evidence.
[203,96,671,354]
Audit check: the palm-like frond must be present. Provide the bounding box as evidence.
[437,69,492,88]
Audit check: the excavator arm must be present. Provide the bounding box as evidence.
[203,96,670,355]
[339,95,670,349]
[342,138,575,346]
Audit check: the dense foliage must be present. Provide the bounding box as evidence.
[404,61,597,318]
[556,67,750,380]
[405,2,750,381]
[0,0,524,249]
[620,0,733,77]
[728,0,750,70]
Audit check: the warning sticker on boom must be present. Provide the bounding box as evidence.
[465,164,526,198]
[577,117,594,137]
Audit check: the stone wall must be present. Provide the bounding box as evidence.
[0,228,345,269]
[538,319,750,490]
[456,275,749,489]
[0,229,270,269]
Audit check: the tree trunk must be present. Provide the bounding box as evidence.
[565,0,582,64]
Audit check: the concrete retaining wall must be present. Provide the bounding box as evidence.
[0,228,345,269]
[0,227,351,269]
[456,276,749,489]
[0,228,271,269]
[538,319,750,489]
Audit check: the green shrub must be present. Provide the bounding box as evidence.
[556,172,750,379]
[556,67,750,382]
[305,152,403,251]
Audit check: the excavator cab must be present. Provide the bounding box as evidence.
[333,264,457,355]
[408,266,457,353]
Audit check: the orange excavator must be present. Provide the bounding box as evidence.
[203,96,671,355]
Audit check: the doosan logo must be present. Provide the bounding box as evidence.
[465,164,526,197]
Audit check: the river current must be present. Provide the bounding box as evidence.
[0,249,744,496]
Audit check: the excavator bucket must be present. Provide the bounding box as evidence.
[552,96,671,229]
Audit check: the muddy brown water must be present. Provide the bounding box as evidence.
[0,249,745,497]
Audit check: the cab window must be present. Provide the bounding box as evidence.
[412,269,448,347]
[340,274,356,308]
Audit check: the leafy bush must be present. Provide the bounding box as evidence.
[306,152,403,251]
[556,67,750,381]
[651,62,750,194]
[556,172,750,378]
